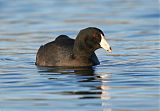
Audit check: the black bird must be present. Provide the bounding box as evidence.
[36,27,112,67]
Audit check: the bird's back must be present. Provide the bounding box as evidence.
[36,35,74,66]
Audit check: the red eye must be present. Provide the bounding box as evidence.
[93,33,97,38]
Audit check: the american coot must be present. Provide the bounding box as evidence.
[36,27,112,67]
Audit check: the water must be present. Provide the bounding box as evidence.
[0,0,159,111]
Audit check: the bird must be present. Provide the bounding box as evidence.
[35,27,112,67]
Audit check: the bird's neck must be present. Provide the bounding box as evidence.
[73,40,93,59]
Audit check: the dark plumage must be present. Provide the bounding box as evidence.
[36,27,112,67]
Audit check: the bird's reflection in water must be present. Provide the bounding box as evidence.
[37,66,111,111]
[99,74,112,111]
[37,66,95,75]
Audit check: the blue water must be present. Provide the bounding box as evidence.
[0,0,159,111]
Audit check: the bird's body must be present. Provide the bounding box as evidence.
[36,35,99,66]
[36,27,112,67]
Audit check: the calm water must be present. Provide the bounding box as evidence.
[0,0,159,111]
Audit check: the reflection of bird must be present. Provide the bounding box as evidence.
[36,27,112,67]
[37,66,95,76]
[100,74,112,111]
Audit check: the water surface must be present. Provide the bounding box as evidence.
[0,0,159,111]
